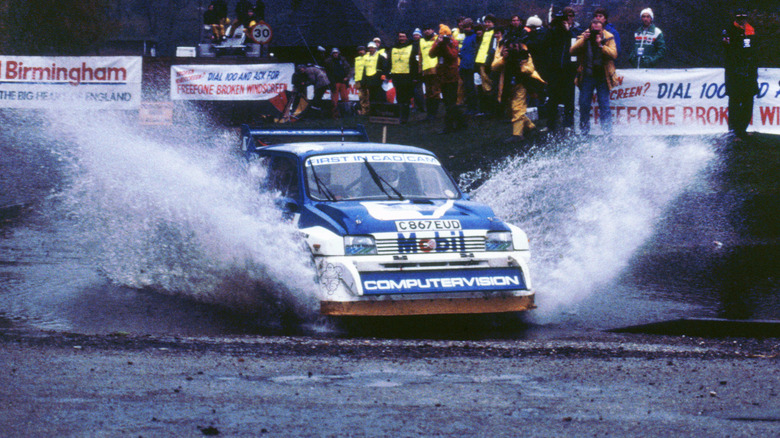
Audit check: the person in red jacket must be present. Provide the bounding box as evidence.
[324,48,352,118]
[431,24,466,134]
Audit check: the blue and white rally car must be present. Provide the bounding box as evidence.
[241,125,534,316]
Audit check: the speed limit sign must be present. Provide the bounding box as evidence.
[250,21,273,44]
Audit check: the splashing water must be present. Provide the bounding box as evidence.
[473,136,716,320]
[44,111,319,319]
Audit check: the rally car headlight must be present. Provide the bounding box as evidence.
[486,231,514,251]
[344,235,377,255]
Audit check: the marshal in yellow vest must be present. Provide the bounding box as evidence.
[390,45,414,74]
[354,54,367,81]
[364,52,381,77]
[419,38,437,72]
[476,29,495,64]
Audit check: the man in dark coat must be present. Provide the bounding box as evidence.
[324,48,352,118]
[524,15,548,126]
[542,8,578,132]
[722,8,759,139]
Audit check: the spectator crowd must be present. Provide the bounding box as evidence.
[216,4,758,141]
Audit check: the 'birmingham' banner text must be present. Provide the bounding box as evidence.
[0,56,142,109]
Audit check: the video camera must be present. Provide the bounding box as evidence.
[501,30,530,62]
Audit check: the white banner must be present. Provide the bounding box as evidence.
[171,63,293,100]
[587,68,780,135]
[0,56,142,109]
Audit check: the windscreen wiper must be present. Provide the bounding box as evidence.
[362,159,404,200]
[309,164,336,201]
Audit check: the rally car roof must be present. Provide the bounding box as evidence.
[240,124,369,145]
[240,124,437,160]
[257,142,437,160]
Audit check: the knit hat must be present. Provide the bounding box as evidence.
[439,24,452,36]
[331,47,339,54]
[640,8,653,19]
[413,28,422,37]
[367,42,377,48]
[526,15,543,27]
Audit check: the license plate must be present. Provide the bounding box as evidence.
[394,219,461,231]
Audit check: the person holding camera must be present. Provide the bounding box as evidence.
[492,34,546,141]
[593,7,620,58]
[571,18,618,135]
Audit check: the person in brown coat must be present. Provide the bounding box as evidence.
[571,18,618,135]
[431,24,466,134]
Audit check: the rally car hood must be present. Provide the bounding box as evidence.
[305,199,509,235]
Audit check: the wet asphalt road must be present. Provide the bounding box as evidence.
[1,328,779,436]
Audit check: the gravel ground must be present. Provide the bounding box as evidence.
[1,328,779,437]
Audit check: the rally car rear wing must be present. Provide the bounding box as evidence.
[240,124,369,158]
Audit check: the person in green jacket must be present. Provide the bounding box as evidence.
[628,8,666,68]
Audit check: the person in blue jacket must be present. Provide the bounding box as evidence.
[594,7,620,58]
[458,18,479,115]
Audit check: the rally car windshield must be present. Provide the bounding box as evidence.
[305,153,461,201]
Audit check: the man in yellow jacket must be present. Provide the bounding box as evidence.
[418,25,441,121]
[363,42,387,104]
[353,45,369,115]
[492,36,546,140]
[571,18,618,135]
[475,14,498,116]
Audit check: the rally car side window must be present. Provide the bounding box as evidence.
[268,156,300,199]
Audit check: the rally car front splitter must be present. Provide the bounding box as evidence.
[320,294,535,316]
